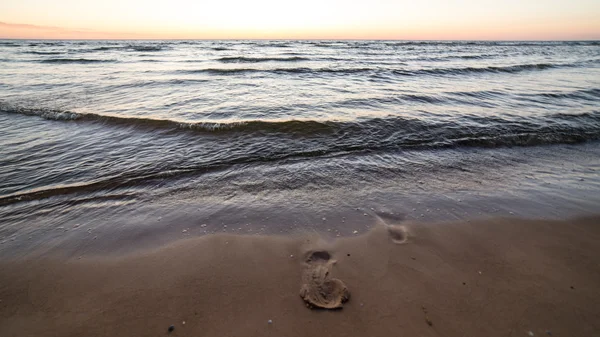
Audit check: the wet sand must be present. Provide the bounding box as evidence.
[1,216,600,337]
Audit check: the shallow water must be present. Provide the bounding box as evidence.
[1,40,599,255]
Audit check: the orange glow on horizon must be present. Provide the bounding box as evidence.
[2,21,599,40]
[1,0,599,40]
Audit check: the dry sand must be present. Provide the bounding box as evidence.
[1,216,600,337]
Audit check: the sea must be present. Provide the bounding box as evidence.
[1,40,599,256]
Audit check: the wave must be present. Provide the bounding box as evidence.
[449,90,505,99]
[3,103,599,145]
[324,89,600,107]
[216,56,310,63]
[310,42,350,48]
[2,106,600,205]
[381,41,597,47]
[28,42,62,46]
[81,45,165,52]
[40,58,116,64]
[177,62,572,77]
[127,44,165,52]
[384,41,436,46]
[421,54,500,61]
[302,41,600,49]
[259,43,292,48]
[394,63,563,76]
[99,78,211,91]
[491,41,600,47]
[0,180,141,206]
[520,88,600,101]
[25,51,63,55]
[91,46,120,51]
[179,67,376,75]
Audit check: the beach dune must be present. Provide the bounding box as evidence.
[1,217,599,337]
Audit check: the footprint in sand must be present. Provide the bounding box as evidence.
[300,250,350,309]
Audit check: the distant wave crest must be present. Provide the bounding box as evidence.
[81,45,166,52]
[216,56,310,63]
[25,51,63,55]
[392,63,562,76]
[127,44,165,52]
[177,62,572,77]
[40,58,116,64]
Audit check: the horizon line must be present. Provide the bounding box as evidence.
[1,38,599,41]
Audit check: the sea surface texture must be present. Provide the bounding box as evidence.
[1,40,599,254]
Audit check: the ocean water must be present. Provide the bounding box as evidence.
[1,40,600,255]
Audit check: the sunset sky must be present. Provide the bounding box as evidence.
[1,0,599,40]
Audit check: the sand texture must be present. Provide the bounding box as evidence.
[1,217,600,337]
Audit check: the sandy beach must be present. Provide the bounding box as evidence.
[2,40,600,337]
[1,216,599,337]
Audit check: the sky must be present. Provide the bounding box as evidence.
[0,0,599,40]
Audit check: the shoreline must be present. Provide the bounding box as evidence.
[2,141,599,258]
[1,216,599,336]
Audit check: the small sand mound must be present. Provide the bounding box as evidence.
[300,250,350,309]
[387,225,408,244]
